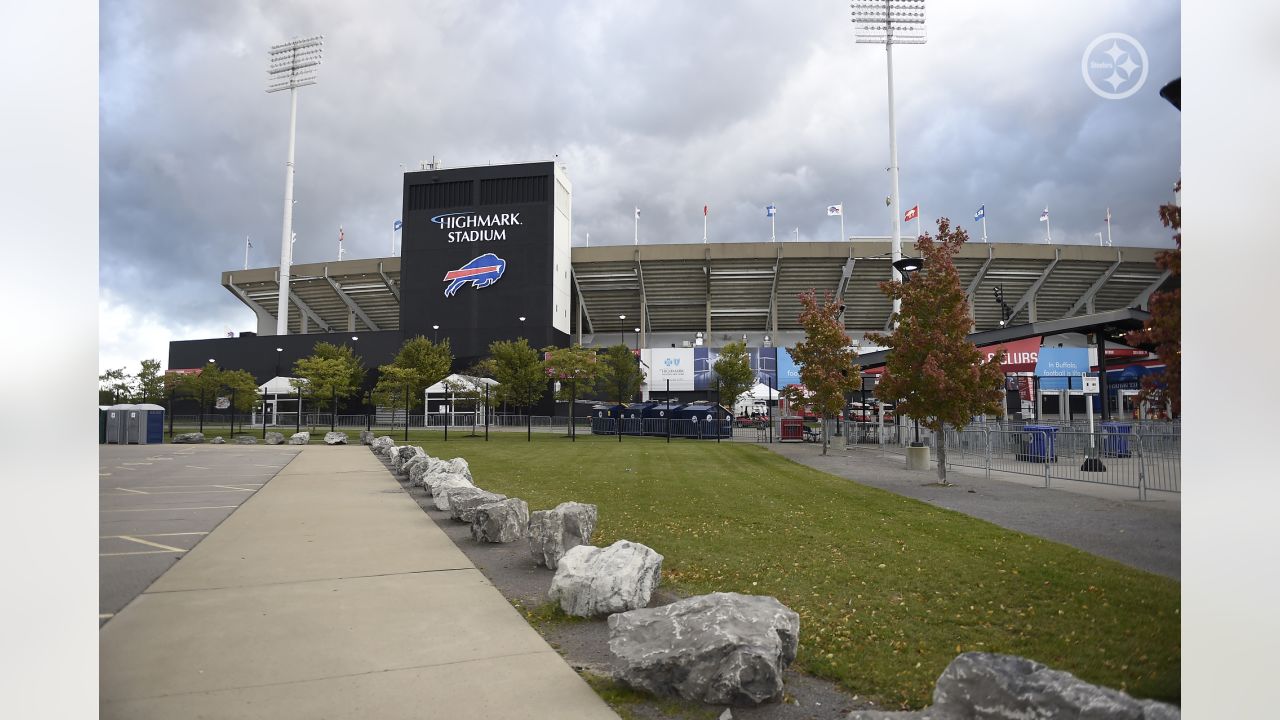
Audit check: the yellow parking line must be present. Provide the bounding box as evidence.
[117,536,187,552]
[100,505,238,513]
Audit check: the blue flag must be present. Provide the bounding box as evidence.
[766,204,776,218]
[974,205,985,221]
[393,219,403,231]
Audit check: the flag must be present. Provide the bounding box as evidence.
[635,207,640,219]
[766,204,776,217]
[339,226,345,241]
[1104,208,1111,224]
[246,238,252,248]
[827,204,843,216]
[904,205,919,222]
[393,219,403,231]
[974,204,985,221]
[1039,208,1049,222]
[703,204,708,216]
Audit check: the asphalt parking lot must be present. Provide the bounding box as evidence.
[99,444,299,624]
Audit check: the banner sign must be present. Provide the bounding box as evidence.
[643,348,695,391]
[1035,347,1090,377]
[979,336,1041,373]
[776,347,802,388]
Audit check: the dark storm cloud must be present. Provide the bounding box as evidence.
[99,0,1179,369]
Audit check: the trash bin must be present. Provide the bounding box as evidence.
[621,402,656,435]
[1100,422,1132,458]
[590,403,625,435]
[779,417,805,443]
[1019,424,1059,462]
[671,402,730,439]
[641,401,682,436]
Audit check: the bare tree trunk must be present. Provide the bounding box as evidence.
[936,421,948,484]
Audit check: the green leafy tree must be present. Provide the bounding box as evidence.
[1125,182,1180,418]
[711,340,755,412]
[218,369,261,414]
[290,342,366,413]
[372,336,452,413]
[544,344,601,435]
[135,359,166,405]
[488,338,546,415]
[99,367,133,405]
[598,345,644,407]
[867,218,1006,483]
[171,363,259,415]
[779,291,861,455]
[172,363,221,412]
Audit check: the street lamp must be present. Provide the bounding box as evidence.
[351,335,358,341]
[432,324,439,343]
[268,34,324,336]
[618,314,626,346]
[634,327,641,350]
[890,255,925,445]
[993,285,1012,326]
[852,1,926,317]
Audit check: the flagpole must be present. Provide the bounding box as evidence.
[1105,208,1112,247]
[981,214,988,243]
[1044,208,1052,244]
[771,206,776,242]
[703,205,708,244]
[244,235,250,270]
[916,206,921,239]
[840,209,845,245]
[338,226,344,260]
[634,207,639,246]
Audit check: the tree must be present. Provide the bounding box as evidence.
[598,345,644,407]
[544,344,601,436]
[372,336,452,413]
[99,367,133,405]
[171,363,259,415]
[1125,182,1180,418]
[488,338,546,414]
[218,369,261,414]
[867,218,1005,483]
[291,342,366,413]
[711,340,755,412]
[779,291,862,455]
[442,360,498,433]
[135,359,166,405]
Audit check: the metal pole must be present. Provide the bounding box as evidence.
[666,379,670,443]
[715,380,721,444]
[886,40,904,316]
[275,87,298,336]
[296,391,301,435]
[768,378,773,444]
[527,405,531,442]
[1096,330,1111,422]
[331,385,336,432]
[402,384,408,443]
[570,382,576,442]
[262,390,267,439]
[230,388,236,435]
[168,387,175,440]
[484,385,490,442]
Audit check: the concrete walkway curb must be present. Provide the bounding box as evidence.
[100,446,619,719]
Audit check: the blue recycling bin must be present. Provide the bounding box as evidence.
[590,403,625,435]
[1019,424,1059,463]
[641,401,682,436]
[1100,422,1132,458]
[672,402,731,439]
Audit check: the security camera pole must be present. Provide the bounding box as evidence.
[267,35,324,336]
[852,1,926,316]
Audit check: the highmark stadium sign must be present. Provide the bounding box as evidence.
[430,211,523,243]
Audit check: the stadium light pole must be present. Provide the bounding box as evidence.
[267,35,324,337]
[852,1,926,317]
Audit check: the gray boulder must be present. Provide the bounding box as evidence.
[408,457,439,487]
[288,432,310,445]
[402,453,431,478]
[235,434,257,445]
[359,430,375,445]
[529,502,598,570]
[172,432,204,444]
[265,432,285,445]
[548,540,663,617]
[448,488,508,523]
[425,471,472,499]
[442,457,473,482]
[211,436,226,444]
[608,592,799,707]
[430,475,477,511]
[392,445,423,471]
[847,652,1180,719]
[470,498,530,543]
[323,432,348,445]
[370,435,394,452]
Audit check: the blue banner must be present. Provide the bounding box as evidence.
[1034,347,1089,377]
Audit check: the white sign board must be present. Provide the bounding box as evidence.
[215,396,231,409]
[1082,376,1100,394]
[643,348,695,391]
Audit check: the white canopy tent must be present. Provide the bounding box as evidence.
[256,376,300,426]
[733,382,778,416]
[424,374,500,425]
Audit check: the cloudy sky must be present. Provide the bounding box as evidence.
[99,0,1180,374]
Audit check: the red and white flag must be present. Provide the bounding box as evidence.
[903,205,919,222]
[703,204,708,216]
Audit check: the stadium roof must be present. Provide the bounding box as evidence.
[223,240,1169,339]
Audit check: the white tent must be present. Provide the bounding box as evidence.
[425,374,500,425]
[256,376,300,425]
[733,382,778,415]
[257,376,299,395]
[424,374,499,395]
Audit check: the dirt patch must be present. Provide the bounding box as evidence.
[387,459,882,719]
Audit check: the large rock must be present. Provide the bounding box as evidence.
[172,432,204,444]
[529,502,598,570]
[846,653,1181,720]
[370,435,394,452]
[288,432,310,445]
[470,498,530,543]
[408,457,440,487]
[548,540,663,617]
[382,444,400,460]
[324,432,348,445]
[425,470,471,498]
[608,592,799,707]
[359,430,375,445]
[392,445,423,471]
[448,488,508,523]
[430,475,476,511]
[265,432,285,445]
[402,453,431,478]
[211,436,226,444]
[235,435,257,445]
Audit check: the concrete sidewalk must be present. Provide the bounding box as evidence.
[100,446,618,719]
[764,441,1180,580]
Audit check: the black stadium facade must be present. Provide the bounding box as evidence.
[169,160,1172,411]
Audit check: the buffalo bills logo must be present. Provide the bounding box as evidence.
[442,253,506,297]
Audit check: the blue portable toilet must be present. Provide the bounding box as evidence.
[620,402,656,435]
[134,403,166,444]
[641,401,682,436]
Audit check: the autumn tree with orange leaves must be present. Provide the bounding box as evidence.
[780,290,862,455]
[1126,182,1180,418]
[868,218,1006,483]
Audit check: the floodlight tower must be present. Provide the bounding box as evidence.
[267,35,324,336]
[851,1,925,316]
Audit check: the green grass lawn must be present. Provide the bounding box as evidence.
[169,427,1181,709]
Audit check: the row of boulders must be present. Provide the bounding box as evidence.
[169,430,327,445]
[367,434,799,708]
[847,652,1180,719]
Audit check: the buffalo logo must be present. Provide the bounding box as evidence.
[442,253,506,297]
